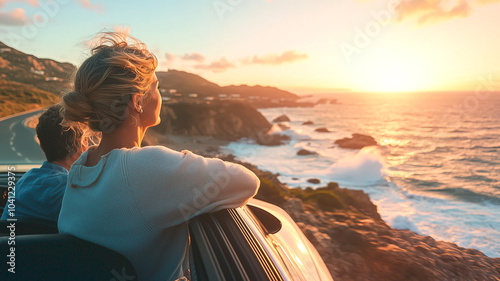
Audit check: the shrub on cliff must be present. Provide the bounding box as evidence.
[255,177,287,205]
[303,190,345,211]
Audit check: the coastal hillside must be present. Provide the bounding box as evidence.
[156,69,299,100]
[222,84,298,100]
[0,40,307,118]
[0,41,75,94]
[156,70,224,97]
[0,79,59,118]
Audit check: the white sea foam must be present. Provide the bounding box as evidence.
[326,147,387,186]
[391,215,421,233]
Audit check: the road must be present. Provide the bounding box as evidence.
[0,110,45,165]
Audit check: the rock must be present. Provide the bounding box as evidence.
[345,189,383,222]
[277,123,290,131]
[283,198,304,213]
[297,149,317,156]
[272,114,290,122]
[307,178,321,184]
[315,127,330,133]
[205,146,219,154]
[335,133,377,149]
[302,121,314,125]
[256,133,290,146]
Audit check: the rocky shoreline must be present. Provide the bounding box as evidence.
[143,101,500,280]
[218,156,500,281]
[147,132,500,280]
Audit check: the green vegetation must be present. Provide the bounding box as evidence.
[289,182,347,211]
[0,79,59,118]
[303,191,345,211]
[255,177,288,205]
[255,177,349,212]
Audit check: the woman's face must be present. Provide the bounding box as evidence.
[141,74,162,128]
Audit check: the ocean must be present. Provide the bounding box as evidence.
[224,91,500,258]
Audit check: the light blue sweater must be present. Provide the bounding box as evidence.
[58,146,259,281]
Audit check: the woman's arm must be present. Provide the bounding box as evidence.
[126,146,259,229]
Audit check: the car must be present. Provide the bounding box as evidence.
[0,165,333,281]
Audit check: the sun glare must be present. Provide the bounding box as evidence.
[354,58,428,93]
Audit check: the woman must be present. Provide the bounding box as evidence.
[58,32,259,281]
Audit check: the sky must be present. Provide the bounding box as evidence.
[0,0,499,94]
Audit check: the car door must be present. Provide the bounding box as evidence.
[188,200,333,281]
[188,208,284,281]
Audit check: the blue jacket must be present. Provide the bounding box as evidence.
[1,161,68,221]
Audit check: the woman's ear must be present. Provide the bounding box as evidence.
[130,94,143,113]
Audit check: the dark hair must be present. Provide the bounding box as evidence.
[36,104,84,162]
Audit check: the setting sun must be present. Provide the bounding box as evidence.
[352,56,430,92]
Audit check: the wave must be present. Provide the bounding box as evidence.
[425,187,500,205]
[391,215,421,233]
[326,147,387,186]
[454,174,496,183]
[454,157,496,165]
[470,145,500,150]
[404,178,443,188]
[270,125,313,143]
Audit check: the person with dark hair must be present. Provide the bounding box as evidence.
[1,104,87,222]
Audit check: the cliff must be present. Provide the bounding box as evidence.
[152,101,272,141]
[219,156,500,281]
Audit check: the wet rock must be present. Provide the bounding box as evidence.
[307,178,321,184]
[335,133,378,149]
[272,114,290,122]
[315,127,331,133]
[256,133,290,146]
[297,149,317,156]
[302,121,314,125]
[277,123,290,131]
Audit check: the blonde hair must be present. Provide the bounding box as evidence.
[62,31,158,133]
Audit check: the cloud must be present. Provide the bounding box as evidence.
[394,0,499,24]
[164,52,176,67]
[193,57,235,73]
[165,52,176,62]
[181,52,205,62]
[476,0,500,3]
[242,50,309,65]
[418,1,470,24]
[78,0,104,13]
[0,8,28,26]
[0,0,38,8]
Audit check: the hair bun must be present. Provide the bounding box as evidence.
[61,90,94,124]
